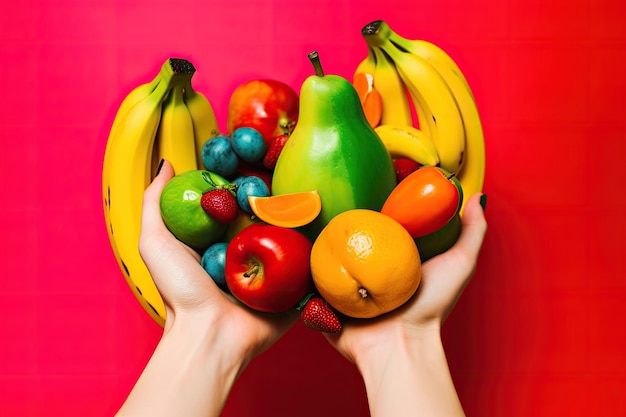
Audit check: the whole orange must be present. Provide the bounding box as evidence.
[310,209,422,319]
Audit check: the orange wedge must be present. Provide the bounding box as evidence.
[353,72,383,128]
[248,190,322,228]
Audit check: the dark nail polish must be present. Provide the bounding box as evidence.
[479,194,488,211]
[155,159,165,176]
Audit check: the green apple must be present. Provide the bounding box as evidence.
[160,170,231,252]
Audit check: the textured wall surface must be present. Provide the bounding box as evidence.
[1,0,625,415]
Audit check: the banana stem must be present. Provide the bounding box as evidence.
[308,51,324,77]
[362,20,382,36]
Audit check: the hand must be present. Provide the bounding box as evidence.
[322,193,487,417]
[324,192,487,363]
[117,161,297,417]
[139,160,297,360]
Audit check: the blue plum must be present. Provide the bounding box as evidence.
[201,242,229,290]
[234,175,270,213]
[231,127,268,163]
[202,135,239,177]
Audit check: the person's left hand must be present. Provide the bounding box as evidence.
[139,160,297,364]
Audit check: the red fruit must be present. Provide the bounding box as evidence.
[263,134,290,171]
[227,79,299,146]
[225,223,313,312]
[393,158,421,183]
[300,296,342,333]
[201,188,239,224]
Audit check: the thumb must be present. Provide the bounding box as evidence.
[452,193,488,262]
[141,159,175,237]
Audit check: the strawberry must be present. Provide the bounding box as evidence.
[299,295,342,333]
[263,134,290,171]
[393,158,421,183]
[201,188,239,224]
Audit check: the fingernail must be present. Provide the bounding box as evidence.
[479,194,488,211]
[155,159,165,176]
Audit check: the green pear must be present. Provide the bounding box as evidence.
[272,51,396,240]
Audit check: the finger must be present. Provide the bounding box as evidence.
[452,193,488,262]
[141,159,175,237]
[406,194,487,325]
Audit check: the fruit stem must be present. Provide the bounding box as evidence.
[358,287,368,298]
[243,264,259,278]
[296,293,316,311]
[202,171,217,187]
[308,51,324,77]
[361,20,382,36]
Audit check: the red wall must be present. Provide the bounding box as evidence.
[1,0,625,415]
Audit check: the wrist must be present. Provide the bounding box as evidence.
[117,310,247,417]
[163,310,249,376]
[352,324,465,417]
[353,323,441,372]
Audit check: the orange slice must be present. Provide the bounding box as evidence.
[353,72,383,128]
[248,190,322,228]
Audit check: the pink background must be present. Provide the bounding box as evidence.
[2,0,625,415]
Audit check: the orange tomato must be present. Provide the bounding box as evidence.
[381,166,462,238]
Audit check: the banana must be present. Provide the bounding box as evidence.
[417,48,485,214]
[375,124,439,167]
[447,65,485,214]
[362,21,466,174]
[154,80,197,176]
[103,58,195,326]
[182,76,220,170]
[361,20,485,214]
[103,74,161,249]
[369,46,414,128]
[386,34,474,100]
[353,45,377,77]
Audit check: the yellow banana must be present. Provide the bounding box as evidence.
[447,65,485,214]
[369,46,414,128]
[183,76,220,170]
[386,34,474,100]
[103,58,195,327]
[154,82,197,176]
[353,46,377,77]
[415,47,484,214]
[383,23,484,214]
[103,74,160,250]
[363,21,465,174]
[375,124,439,167]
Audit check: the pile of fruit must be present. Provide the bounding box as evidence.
[102,20,485,332]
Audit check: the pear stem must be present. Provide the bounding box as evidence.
[308,51,324,77]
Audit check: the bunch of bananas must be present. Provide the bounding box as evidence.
[102,58,219,326]
[355,20,486,214]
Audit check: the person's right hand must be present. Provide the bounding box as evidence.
[321,193,487,417]
[324,192,488,366]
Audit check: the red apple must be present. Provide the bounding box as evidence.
[227,79,299,146]
[225,223,313,313]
